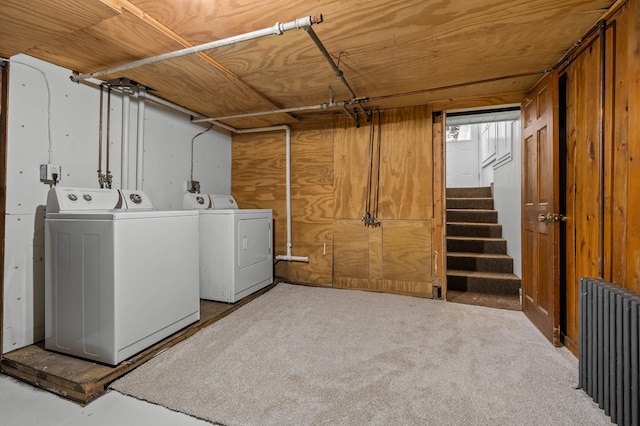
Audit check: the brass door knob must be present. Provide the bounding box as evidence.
[537,213,552,222]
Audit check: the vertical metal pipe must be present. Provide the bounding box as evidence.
[106,87,112,188]
[136,86,146,190]
[597,19,606,278]
[121,88,131,189]
[98,84,104,187]
[579,278,586,390]
[587,280,596,396]
[603,287,611,415]
[623,297,631,425]
[631,299,638,425]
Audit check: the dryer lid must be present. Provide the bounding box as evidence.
[120,189,154,210]
[209,194,238,209]
[183,193,212,210]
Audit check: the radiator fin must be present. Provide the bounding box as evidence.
[579,277,640,426]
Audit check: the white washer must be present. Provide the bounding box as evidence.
[45,187,200,365]
[184,193,273,303]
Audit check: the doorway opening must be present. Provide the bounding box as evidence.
[558,73,569,347]
[444,106,522,310]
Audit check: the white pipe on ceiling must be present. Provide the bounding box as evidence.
[136,86,146,190]
[70,15,323,83]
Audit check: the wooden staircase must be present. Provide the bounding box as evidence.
[446,187,521,308]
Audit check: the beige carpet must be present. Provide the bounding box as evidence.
[111,283,609,425]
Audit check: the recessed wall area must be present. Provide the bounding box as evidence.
[2,55,232,353]
[232,106,437,295]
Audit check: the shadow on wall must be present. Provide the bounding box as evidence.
[32,204,46,344]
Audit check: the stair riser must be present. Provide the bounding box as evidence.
[447,210,498,223]
[447,239,507,254]
[446,187,492,198]
[447,275,521,296]
[447,256,513,273]
[446,198,494,209]
[446,223,502,238]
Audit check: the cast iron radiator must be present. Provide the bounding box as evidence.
[578,277,640,425]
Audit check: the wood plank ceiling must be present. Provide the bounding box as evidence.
[0,0,614,128]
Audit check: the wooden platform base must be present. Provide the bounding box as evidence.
[446,290,521,311]
[0,284,275,404]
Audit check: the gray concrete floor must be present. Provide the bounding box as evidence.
[0,374,210,425]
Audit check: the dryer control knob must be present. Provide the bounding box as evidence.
[83,194,92,201]
[130,193,142,204]
[196,196,205,204]
[68,194,78,201]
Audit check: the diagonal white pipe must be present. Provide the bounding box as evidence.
[71,15,322,82]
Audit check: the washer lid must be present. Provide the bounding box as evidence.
[209,194,238,210]
[183,193,212,210]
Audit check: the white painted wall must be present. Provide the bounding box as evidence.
[3,54,231,353]
[493,120,522,277]
[446,125,480,188]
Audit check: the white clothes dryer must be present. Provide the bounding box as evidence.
[184,193,273,303]
[45,187,200,365]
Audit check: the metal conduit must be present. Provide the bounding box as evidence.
[303,26,357,100]
[191,102,346,123]
[71,15,323,82]
[597,19,606,278]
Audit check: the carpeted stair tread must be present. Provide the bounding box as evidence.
[447,236,508,254]
[446,222,503,238]
[446,209,498,223]
[447,252,513,273]
[446,187,492,198]
[445,186,521,301]
[446,197,494,209]
[447,269,521,280]
[447,236,505,242]
[447,252,512,259]
[447,270,522,296]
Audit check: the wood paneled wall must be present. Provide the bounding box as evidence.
[232,105,435,297]
[561,0,640,351]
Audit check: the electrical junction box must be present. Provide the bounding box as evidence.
[40,164,61,183]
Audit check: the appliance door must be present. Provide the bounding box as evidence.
[235,214,272,296]
[237,216,271,269]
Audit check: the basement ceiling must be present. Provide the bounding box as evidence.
[0,0,614,128]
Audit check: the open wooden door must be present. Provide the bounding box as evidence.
[521,72,561,345]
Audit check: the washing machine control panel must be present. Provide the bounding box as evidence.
[48,187,122,213]
[47,187,156,213]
